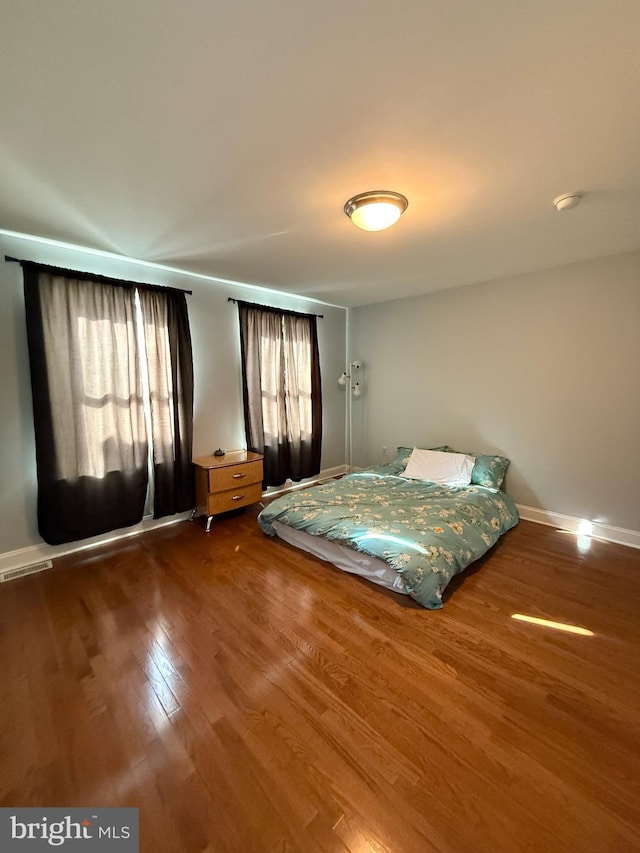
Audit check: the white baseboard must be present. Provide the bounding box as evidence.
[0,512,193,577]
[516,504,640,550]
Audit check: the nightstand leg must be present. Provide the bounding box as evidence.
[205,515,214,533]
[189,508,197,522]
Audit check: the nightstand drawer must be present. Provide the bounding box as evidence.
[206,482,263,516]
[209,459,263,492]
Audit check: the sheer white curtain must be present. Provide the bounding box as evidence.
[24,268,148,543]
[237,301,322,487]
[23,262,194,544]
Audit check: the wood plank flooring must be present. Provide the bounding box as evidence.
[1,510,639,852]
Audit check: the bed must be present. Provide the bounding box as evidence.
[257,446,519,609]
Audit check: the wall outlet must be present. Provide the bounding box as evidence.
[382,445,388,459]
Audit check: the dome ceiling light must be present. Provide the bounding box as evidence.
[344,190,409,232]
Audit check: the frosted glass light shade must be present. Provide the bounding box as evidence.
[344,191,408,232]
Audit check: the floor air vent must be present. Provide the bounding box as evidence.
[0,560,53,583]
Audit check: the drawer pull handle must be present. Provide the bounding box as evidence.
[231,495,243,501]
[232,472,246,479]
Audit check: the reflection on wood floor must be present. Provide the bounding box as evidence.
[1,510,639,852]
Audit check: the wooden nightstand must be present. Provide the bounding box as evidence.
[192,450,264,532]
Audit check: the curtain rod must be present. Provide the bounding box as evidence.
[4,255,193,295]
[227,296,323,318]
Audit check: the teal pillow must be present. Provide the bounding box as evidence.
[387,446,412,473]
[447,448,510,489]
[470,454,510,489]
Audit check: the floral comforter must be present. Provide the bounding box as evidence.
[258,470,519,609]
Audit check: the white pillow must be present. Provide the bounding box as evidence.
[401,447,475,486]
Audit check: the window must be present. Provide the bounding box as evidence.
[237,301,322,487]
[23,262,194,545]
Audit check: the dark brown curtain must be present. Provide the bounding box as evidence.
[23,262,194,545]
[138,288,194,518]
[238,301,322,487]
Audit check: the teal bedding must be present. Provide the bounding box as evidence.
[258,468,519,609]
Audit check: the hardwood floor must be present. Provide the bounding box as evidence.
[1,511,639,852]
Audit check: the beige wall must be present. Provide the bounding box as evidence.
[351,250,640,532]
[0,234,346,554]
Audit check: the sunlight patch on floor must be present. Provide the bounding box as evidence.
[511,613,594,636]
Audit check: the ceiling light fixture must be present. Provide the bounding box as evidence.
[344,190,408,232]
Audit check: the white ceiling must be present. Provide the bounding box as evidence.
[2,1,639,307]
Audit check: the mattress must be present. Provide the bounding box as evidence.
[272,520,409,595]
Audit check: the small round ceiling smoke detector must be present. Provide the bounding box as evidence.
[553,192,582,212]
